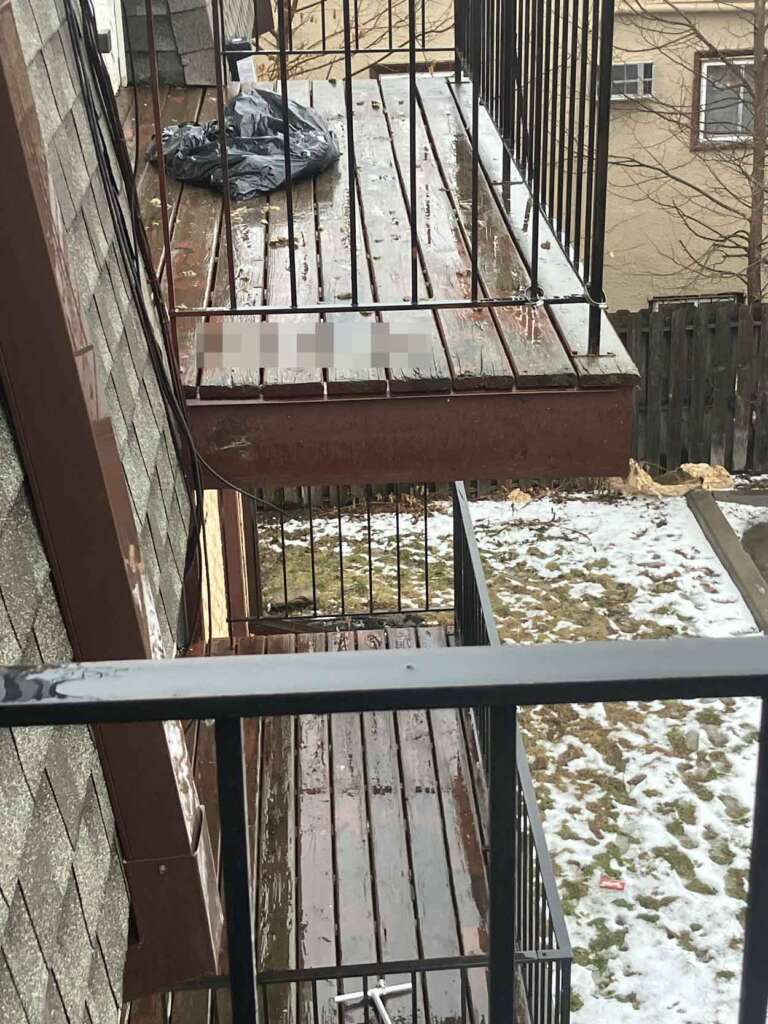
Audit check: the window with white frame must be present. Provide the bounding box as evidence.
[611,62,654,100]
[699,57,754,141]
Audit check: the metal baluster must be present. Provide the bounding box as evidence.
[276,0,297,306]
[395,484,402,612]
[307,488,318,616]
[470,0,481,301]
[408,0,419,304]
[216,718,258,1023]
[587,0,615,353]
[739,698,768,1023]
[341,0,359,305]
[211,0,237,310]
[366,485,374,614]
[489,704,517,1024]
[279,492,289,613]
[423,485,430,611]
[336,486,346,616]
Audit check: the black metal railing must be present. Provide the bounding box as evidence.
[134,0,614,367]
[3,639,768,1024]
[234,484,453,628]
[453,479,572,1020]
[455,0,614,349]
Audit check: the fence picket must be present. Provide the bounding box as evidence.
[667,306,688,469]
[733,305,759,472]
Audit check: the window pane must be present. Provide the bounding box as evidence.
[704,64,742,135]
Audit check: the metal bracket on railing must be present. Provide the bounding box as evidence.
[336,979,413,1024]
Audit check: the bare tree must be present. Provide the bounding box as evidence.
[609,0,768,301]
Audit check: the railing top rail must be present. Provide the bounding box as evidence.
[1,636,767,727]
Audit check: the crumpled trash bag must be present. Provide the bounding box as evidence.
[147,88,340,200]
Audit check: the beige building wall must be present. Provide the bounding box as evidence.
[606,2,754,309]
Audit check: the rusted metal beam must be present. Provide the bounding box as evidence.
[189,387,634,488]
[0,7,221,999]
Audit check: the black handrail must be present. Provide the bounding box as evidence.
[3,638,768,1023]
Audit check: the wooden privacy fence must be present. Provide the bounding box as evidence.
[610,302,768,474]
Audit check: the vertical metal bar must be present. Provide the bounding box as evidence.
[336,485,346,616]
[739,698,768,1024]
[307,488,318,616]
[276,0,297,306]
[454,0,463,84]
[582,0,601,278]
[280,493,289,612]
[411,973,417,1024]
[144,0,180,361]
[548,0,560,215]
[395,484,402,612]
[211,0,237,309]
[529,0,544,295]
[470,0,481,301]
[423,485,430,611]
[564,0,579,254]
[363,977,369,1024]
[366,485,374,614]
[408,0,419,304]
[587,0,615,354]
[461,968,468,1024]
[215,717,258,1024]
[489,705,517,1024]
[573,0,590,272]
[556,0,569,237]
[320,0,327,49]
[312,980,319,1024]
[341,0,359,305]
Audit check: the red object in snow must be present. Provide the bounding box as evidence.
[599,875,626,891]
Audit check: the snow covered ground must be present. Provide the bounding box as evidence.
[260,489,763,1022]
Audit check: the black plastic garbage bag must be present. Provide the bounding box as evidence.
[147,88,340,201]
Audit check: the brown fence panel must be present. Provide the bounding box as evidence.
[609,301,767,474]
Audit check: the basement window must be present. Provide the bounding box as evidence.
[611,62,654,100]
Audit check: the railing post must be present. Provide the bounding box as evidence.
[586,0,615,355]
[739,698,768,1024]
[489,704,517,1024]
[216,717,259,1023]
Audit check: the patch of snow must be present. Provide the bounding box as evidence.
[719,500,768,540]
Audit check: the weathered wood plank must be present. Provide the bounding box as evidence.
[417,75,576,389]
[312,80,386,396]
[328,630,356,652]
[754,309,768,472]
[451,80,639,387]
[385,625,417,649]
[351,79,451,393]
[356,628,386,651]
[645,311,665,469]
[297,713,337,1024]
[380,76,516,391]
[688,304,713,464]
[262,81,324,397]
[687,490,768,633]
[296,632,327,653]
[667,305,688,469]
[165,88,223,393]
[733,304,759,472]
[711,304,736,468]
[169,990,210,1024]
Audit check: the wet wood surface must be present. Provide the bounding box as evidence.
[128,76,632,401]
[129,624,492,1024]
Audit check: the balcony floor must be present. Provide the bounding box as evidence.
[126,625,492,1024]
[123,76,638,486]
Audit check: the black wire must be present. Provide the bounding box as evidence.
[68,0,289,652]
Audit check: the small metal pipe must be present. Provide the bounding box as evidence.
[211,0,237,310]
[144,0,179,362]
[408,0,419,304]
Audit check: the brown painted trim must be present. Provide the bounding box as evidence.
[219,490,249,639]
[189,387,635,488]
[0,5,221,997]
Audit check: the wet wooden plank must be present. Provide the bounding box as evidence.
[451,80,638,387]
[127,995,168,1024]
[262,81,324,398]
[416,76,575,389]
[312,81,386,396]
[121,87,167,179]
[138,89,203,269]
[165,88,222,393]
[380,76,514,392]
[258,715,296,1024]
[237,634,267,655]
[297,713,337,1024]
[266,632,297,654]
[351,80,451,394]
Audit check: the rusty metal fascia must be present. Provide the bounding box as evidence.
[189,387,634,487]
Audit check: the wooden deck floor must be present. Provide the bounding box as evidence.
[122,75,637,400]
[125,626,490,1024]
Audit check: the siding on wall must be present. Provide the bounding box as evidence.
[1,0,198,1017]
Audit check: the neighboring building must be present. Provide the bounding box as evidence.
[606,0,755,309]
